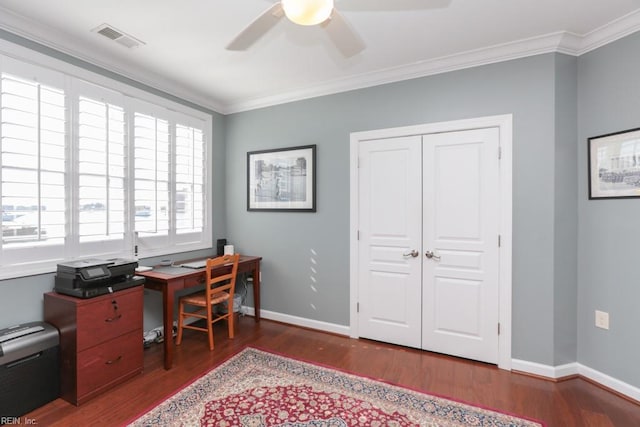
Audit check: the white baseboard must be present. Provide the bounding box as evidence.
[511,359,579,379]
[578,363,640,403]
[512,358,640,403]
[241,306,350,336]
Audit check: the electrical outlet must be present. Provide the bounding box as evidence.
[595,310,609,330]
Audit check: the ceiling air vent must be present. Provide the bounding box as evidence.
[92,23,145,49]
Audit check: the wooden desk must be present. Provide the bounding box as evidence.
[137,255,262,370]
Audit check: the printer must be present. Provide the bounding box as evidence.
[54,258,144,298]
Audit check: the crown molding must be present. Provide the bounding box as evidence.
[223,8,640,113]
[577,7,640,55]
[1,5,640,115]
[223,31,568,114]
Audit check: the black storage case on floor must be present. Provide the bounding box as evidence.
[0,321,60,418]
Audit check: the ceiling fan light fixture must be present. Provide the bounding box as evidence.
[282,0,334,26]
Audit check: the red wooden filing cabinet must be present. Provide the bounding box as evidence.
[44,286,143,405]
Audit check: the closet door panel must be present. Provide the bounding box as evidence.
[357,136,422,348]
[422,128,500,364]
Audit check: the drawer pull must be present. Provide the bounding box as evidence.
[105,314,122,323]
[105,355,123,365]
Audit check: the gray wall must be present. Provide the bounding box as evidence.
[577,32,640,387]
[225,53,565,366]
[553,54,578,365]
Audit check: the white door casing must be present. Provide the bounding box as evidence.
[349,115,512,370]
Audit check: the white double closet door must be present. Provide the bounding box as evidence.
[357,127,500,364]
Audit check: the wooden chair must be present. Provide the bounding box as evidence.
[175,254,240,350]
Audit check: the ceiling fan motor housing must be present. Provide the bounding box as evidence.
[281,0,335,26]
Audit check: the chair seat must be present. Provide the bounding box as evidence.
[180,291,230,306]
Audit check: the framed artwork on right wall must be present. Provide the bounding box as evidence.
[588,127,640,199]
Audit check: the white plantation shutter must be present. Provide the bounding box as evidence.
[134,111,170,241]
[175,124,204,234]
[132,105,209,253]
[1,63,67,268]
[77,90,126,248]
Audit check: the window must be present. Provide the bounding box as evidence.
[78,94,126,245]
[0,52,212,279]
[131,104,208,255]
[133,111,170,238]
[175,124,204,234]
[1,59,67,271]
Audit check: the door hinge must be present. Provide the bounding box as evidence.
[357,302,360,313]
[498,323,501,335]
[357,230,360,240]
[498,234,501,247]
[498,146,502,160]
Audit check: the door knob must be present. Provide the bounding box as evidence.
[403,250,420,258]
[425,250,441,261]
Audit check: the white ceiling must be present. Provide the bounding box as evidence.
[1,0,640,114]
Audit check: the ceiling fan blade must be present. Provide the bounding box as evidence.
[226,3,285,50]
[323,9,365,57]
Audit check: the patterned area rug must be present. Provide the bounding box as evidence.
[128,347,543,426]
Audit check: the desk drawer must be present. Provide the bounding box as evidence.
[76,329,142,400]
[76,287,143,351]
[183,272,206,288]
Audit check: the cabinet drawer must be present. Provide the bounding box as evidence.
[76,329,142,399]
[76,287,143,351]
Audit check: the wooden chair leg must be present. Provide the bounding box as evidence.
[176,302,184,345]
[207,306,214,351]
[228,312,235,339]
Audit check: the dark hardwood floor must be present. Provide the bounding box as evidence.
[23,317,640,426]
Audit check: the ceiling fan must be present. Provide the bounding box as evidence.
[226,0,451,57]
[225,0,365,57]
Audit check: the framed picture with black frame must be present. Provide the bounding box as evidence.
[588,127,640,199]
[247,144,316,211]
